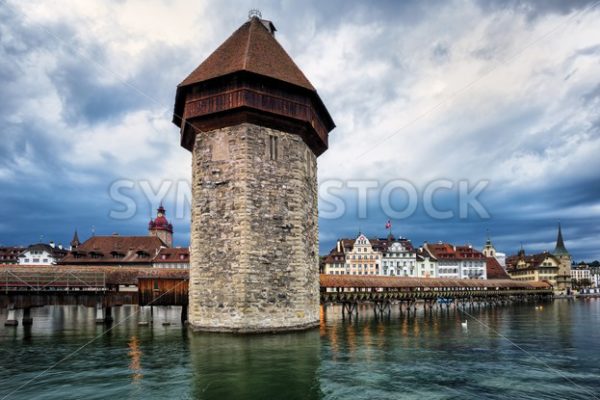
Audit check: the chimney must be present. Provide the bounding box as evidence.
[336,240,341,253]
[49,241,55,248]
[58,244,63,250]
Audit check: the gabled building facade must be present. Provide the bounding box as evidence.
[506,249,560,284]
[506,224,572,292]
[381,239,417,277]
[18,243,68,265]
[323,234,430,277]
[345,234,381,275]
[416,246,438,278]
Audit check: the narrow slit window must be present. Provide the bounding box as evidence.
[269,135,278,160]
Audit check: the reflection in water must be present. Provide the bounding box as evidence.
[188,329,321,400]
[128,336,143,383]
[1,303,600,399]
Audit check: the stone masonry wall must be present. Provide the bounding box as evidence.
[188,123,320,332]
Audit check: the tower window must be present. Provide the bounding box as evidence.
[269,135,278,160]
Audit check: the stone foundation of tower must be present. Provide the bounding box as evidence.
[188,123,320,332]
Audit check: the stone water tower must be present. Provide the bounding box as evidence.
[173,14,335,332]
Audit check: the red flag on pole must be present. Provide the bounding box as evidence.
[385,220,391,230]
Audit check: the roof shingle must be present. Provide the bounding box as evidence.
[179,17,315,91]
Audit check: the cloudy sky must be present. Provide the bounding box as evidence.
[1,0,599,260]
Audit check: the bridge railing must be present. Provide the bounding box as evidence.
[0,269,106,291]
[321,288,553,303]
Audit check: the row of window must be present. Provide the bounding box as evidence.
[383,261,414,267]
[348,255,378,260]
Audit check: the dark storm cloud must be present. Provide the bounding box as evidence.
[49,59,146,124]
[1,0,599,262]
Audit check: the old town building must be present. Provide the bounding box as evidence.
[424,242,487,279]
[381,238,417,277]
[416,246,438,278]
[506,225,573,292]
[60,235,165,266]
[60,206,175,267]
[0,247,25,264]
[506,249,561,284]
[153,247,190,269]
[322,241,346,275]
[18,243,68,265]
[345,234,381,275]
[324,234,434,278]
[570,262,592,286]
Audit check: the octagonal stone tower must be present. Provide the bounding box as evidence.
[173,15,335,332]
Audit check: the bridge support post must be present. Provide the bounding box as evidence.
[105,306,113,323]
[4,305,18,327]
[342,302,357,320]
[181,304,188,324]
[138,306,154,326]
[95,304,113,324]
[22,307,33,326]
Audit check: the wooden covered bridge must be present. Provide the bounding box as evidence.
[0,266,552,325]
[320,274,553,317]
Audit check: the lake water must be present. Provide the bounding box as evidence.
[1,300,599,399]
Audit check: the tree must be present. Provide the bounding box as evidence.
[571,278,580,289]
[580,278,592,288]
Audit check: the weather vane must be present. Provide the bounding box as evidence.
[248,9,262,19]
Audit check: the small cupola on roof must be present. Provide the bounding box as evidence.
[172,13,335,156]
[248,9,276,36]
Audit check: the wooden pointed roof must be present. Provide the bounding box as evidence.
[178,17,315,91]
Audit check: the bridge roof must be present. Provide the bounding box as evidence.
[319,274,551,290]
[0,265,188,286]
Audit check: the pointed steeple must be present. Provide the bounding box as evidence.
[554,223,569,256]
[517,242,525,258]
[70,230,80,249]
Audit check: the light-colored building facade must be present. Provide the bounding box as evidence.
[425,242,487,279]
[381,239,417,277]
[322,247,346,275]
[18,243,67,265]
[416,246,438,278]
[346,234,381,275]
[571,264,591,283]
